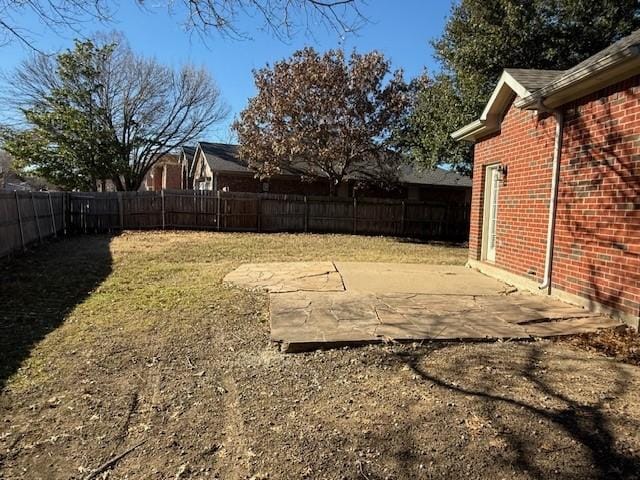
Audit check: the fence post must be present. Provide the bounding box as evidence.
[216,190,221,231]
[257,194,262,232]
[15,191,26,251]
[161,189,166,230]
[31,192,43,244]
[117,192,124,230]
[400,201,406,236]
[62,193,67,235]
[193,190,198,228]
[353,197,357,234]
[304,196,308,233]
[48,192,57,238]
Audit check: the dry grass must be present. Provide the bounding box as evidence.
[1,232,639,480]
[0,231,466,391]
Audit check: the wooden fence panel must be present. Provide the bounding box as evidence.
[161,190,218,229]
[0,191,66,258]
[69,193,119,233]
[196,191,218,229]
[0,192,23,257]
[220,193,258,231]
[50,193,65,236]
[354,199,403,236]
[122,192,162,229]
[307,196,354,233]
[1,189,469,259]
[259,194,306,232]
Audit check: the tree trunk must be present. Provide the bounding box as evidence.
[328,178,339,197]
[112,175,125,192]
[125,173,144,192]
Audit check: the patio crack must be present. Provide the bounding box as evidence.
[332,261,347,291]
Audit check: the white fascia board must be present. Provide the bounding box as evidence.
[189,144,204,177]
[452,70,530,143]
[480,70,530,121]
[451,119,487,142]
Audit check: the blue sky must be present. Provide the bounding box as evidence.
[0,1,454,141]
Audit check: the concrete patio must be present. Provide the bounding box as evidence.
[224,262,621,352]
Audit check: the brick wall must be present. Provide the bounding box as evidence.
[471,98,556,280]
[471,75,640,319]
[152,166,163,191]
[553,75,640,317]
[163,164,182,190]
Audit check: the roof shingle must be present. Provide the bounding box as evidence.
[504,68,563,93]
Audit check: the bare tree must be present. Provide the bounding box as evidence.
[98,36,230,189]
[0,0,112,50]
[4,35,229,190]
[175,0,366,40]
[0,0,365,50]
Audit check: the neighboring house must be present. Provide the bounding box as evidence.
[452,29,640,328]
[188,142,331,196]
[141,153,182,191]
[185,141,471,204]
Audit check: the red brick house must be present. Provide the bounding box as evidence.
[185,141,471,203]
[452,30,640,328]
[141,154,182,191]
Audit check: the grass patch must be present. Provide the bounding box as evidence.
[0,231,466,390]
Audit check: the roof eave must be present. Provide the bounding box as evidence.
[516,45,640,109]
[451,119,500,143]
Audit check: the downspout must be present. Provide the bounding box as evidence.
[539,104,564,293]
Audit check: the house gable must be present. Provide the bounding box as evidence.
[452,69,562,142]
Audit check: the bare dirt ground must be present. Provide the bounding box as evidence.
[1,232,639,480]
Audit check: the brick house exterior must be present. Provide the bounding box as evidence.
[142,154,182,191]
[452,30,640,328]
[184,142,471,204]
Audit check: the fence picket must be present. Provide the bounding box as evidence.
[1,189,469,260]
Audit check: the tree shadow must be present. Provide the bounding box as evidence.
[557,79,640,320]
[364,343,639,479]
[0,235,114,390]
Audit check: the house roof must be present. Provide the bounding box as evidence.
[397,164,471,188]
[504,69,563,92]
[516,29,640,108]
[191,142,471,188]
[452,28,640,142]
[199,142,249,173]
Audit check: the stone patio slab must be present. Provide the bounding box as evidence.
[223,261,345,293]
[224,261,621,352]
[334,262,511,295]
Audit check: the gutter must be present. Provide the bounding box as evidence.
[539,102,564,292]
[450,119,486,142]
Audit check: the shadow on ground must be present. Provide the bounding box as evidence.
[0,235,113,390]
[378,343,640,480]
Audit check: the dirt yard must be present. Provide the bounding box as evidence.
[1,232,639,480]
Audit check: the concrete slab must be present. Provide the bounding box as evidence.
[334,263,510,295]
[223,262,344,293]
[224,261,622,352]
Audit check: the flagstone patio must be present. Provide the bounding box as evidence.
[224,262,621,352]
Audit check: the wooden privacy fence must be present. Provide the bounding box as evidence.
[0,190,469,258]
[67,190,470,239]
[0,191,66,258]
